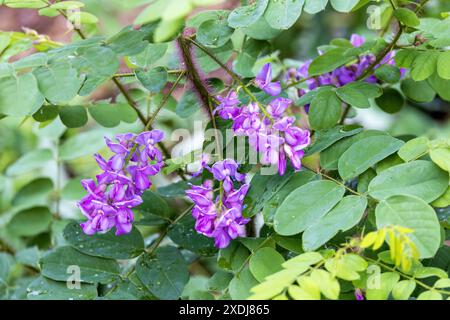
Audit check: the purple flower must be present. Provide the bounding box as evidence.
[267,98,291,119]
[186,160,250,249]
[350,34,365,47]
[213,208,249,248]
[215,91,240,119]
[211,159,245,192]
[78,130,164,236]
[255,63,282,96]
[355,289,365,301]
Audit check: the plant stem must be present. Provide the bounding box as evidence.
[284,76,314,89]
[364,256,450,295]
[114,70,183,78]
[339,0,429,125]
[145,72,185,131]
[146,204,194,255]
[112,77,147,124]
[178,36,223,158]
[187,38,274,122]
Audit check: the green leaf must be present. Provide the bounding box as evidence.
[33,105,59,122]
[0,253,14,284]
[15,246,41,269]
[34,62,83,103]
[329,0,358,13]
[434,278,450,288]
[310,269,340,299]
[63,221,145,260]
[107,26,148,56]
[59,105,88,128]
[413,266,448,279]
[336,82,382,109]
[27,277,97,300]
[12,52,47,70]
[7,206,52,237]
[305,125,362,156]
[227,0,269,28]
[249,247,285,282]
[398,136,429,162]
[59,130,106,161]
[133,0,165,24]
[308,48,355,76]
[6,149,53,176]
[49,1,85,9]
[136,67,168,93]
[69,12,98,24]
[324,254,367,281]
[73,46,119,96]
[241,15,283,40]
[229,266,259,300]
[304,0,328,14]
[264,0,305,30]
[0,73,44,116]
[366,272,400,300]
[375,195,441,259]
[137,190,171,222]
[392,280,416,300]
[196,40,234,73]
[88,103,136,128]
[154,18,184,43]
[302,195,367,251]
[368,160,448,203]
[376,153,404,173]
[218,241,250,272]
[375,88,405,114]
[309,88,342,130]
[61,178,86,200]
[374,65,401,84]
[187,10,230,28]
[233,39,267,77]
[320,130,387,171]
[136,246,189,300]
[417,290,442,300]
[395,49,418,68]
[411,51,438,81]
[274,180,345,236]
[401,78,436,103]
[197,19,233,48]
[12,177,53,207]
[394,8,420,27]
[4,0,47,8]
[338,135,404,181]
[207,270,233,291]
[176,91,200,118]
[128,43,168,69]
[40,246,120,284]
[245,169,318,220]
[430,147,450,172]
[168,215,217,257]
[428,72,450,102]
[437,51,450,80]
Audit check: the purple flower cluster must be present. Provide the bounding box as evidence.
[215,64,311,175]
[186,159,250,248]
[77,130,164,236]
[288,34,403,111]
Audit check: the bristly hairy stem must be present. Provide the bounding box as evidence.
[177,36,214,121]
[178,36,223,159]
[52,2,184,175]
[187,38,274,122]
